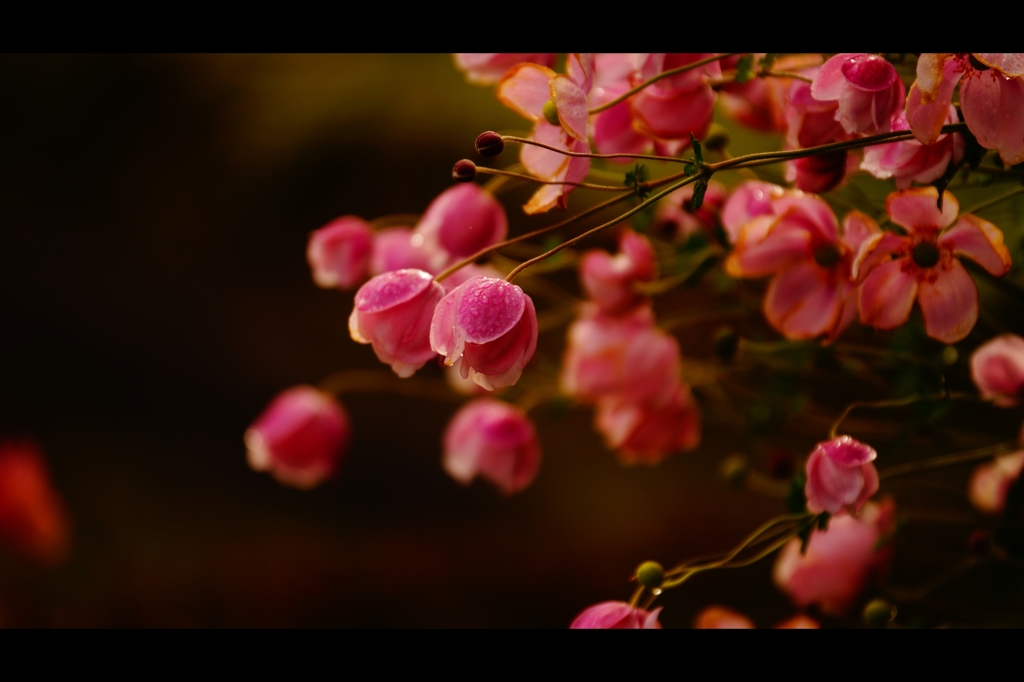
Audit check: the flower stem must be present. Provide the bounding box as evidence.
[473,166,632,191]
[878,440,1020,480]
[828,390,978,439]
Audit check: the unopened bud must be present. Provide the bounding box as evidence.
[452,159,476,182]
[720,453,750,487]
[941,346,958,366]
[542,100,561,127]
[475,131,504,157]
[862,599,896,628]
[713,326,739,361]
[968,529,993,556]
[703,123,730,152]
[635,561,664,588]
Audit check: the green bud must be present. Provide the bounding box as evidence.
[719,454,750,487]
[542,100,561,127]
[941,346,958,365]
[863,599,896,628]
[635,561,664,588]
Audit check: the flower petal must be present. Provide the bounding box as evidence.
[851,231,906,281]
[973,53,1024,78]
[918,258,979,343]
[858,258,918,330]
[885,187,959,233]
[764,262,844,340]
[811,53,856,101]
[939,214,1011,276]
[728,213,814,277]
[907,55,965,145]
[550,74,590,142]
[961,72,1024,166]
[496,63,557,121]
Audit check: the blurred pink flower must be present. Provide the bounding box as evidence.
[430,276,538,391]
[811,54,904,136]
[773,498,896,614]
[970,334,1024,406]
[413,184,508,271]
[693,605,754,629]
[726,192,878,343]
[861,108,964,189]
[854,188,1011,343]
[0,441,71,565]
[306,216,374,290]
[453,53,557,86]
[969,450,1024,514]
[804,435,879,516]
[783,71,856,193]
[718,54,822,133]
[368,227,435,277]
[245,386,350,490]
[442,399,540,495]
[907,53,1024,165]
[349,269,446,377]
[774,614,820,629]
[628,53,720,147]
[652,180,726,241]
[579,228,658,316]
[720,180,788,244]
[595,383,701,465]
[570,601,662,629]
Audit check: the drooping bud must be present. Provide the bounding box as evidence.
[635,561,665,588]
[452,159,476,182]
[475,131,504,157]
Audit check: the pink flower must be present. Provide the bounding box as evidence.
[811,54,905,136]
[497,54,594,214]
[970,334,1024,406]
[349,269,446,378]
[430,276,538,391]
[726,193,878,343]
[854,188,1012,344]
[969,451,1024,514]
[694,606,754,629]
[718,54,822,133]
[570,601,662,629]
[774,614,820,629]
[652,180,726,241]
[804,435,879,515]
[244,386,350,490]
[628,53,720,147]
[561,305,680,406]
[720,180,788,244]
[783,73,855,193]
[368,227,435,277]
[307,216,374,290]
[578,229,658,316]
[0,441,71,565]
[413,184,508,271]
[861,107,964,189]
[773,498,896,614]
[453,53,557,86]
[442,398,540,495]
[594,383,701,465]
[908,53,1024,165]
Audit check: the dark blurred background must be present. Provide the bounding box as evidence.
[0,54,1019,628]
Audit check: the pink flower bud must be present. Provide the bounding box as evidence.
[579,229,658,316]
[812,54,904,136]
[414,184,508,269]
[0,441,71,565]
[560,305,679,407]
[970,334,1024,407]
[968,451,1024,514]
[804,435,879,515]
[306,216,374,290]
[368,227,435,277]
[430,276,538,391]
[475,131,504,157]
[569,601,662,629]
[244,386,350,490]
[349,269,446,378]
[452,159,476,182]
[442,399,540,495]
[773,498,895,614]
[694,606,754,629]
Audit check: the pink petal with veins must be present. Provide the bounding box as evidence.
[851,231,906,281]
[917,258,979,343]
[973,53,1024,78]
[721,181,786,242]
[566,53,595,92]
[939,214,1012,276]
[550,74,590,142]
[858,258,918,330]
[521,121,569,181]
[630,83,715,141]
[811,53,857,101]
[885,187,959,233]
[841,54,897,91]
[961,72,1024,166]
[907,56,966,144]
[840,211,880,256]
[496,63,557,121]
[764,262,845,341]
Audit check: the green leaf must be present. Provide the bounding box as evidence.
[735,55,755,84]
[758,53,780,70]
[690,179,708,212]
[786,474,807,515]
[690,133,703,164]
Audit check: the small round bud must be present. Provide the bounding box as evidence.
[720,453,750,487]
[862,599,896,628]
[635,561,664,588]
[542,100,561,127]
[713,326,739,361]
[941,346,958,366]
[452,159,476,182]
[475,131,504,157]
[703,123,730,152]
[968,529,993,556]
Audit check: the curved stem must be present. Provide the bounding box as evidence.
[474,166,632,192]
[434,192,632,283]
[589,53,740,114]
[504,174,702,282]
[828,390,977,439]
[879,440,1021,480]
[501,135,696,166]
[962,185,1024,215]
